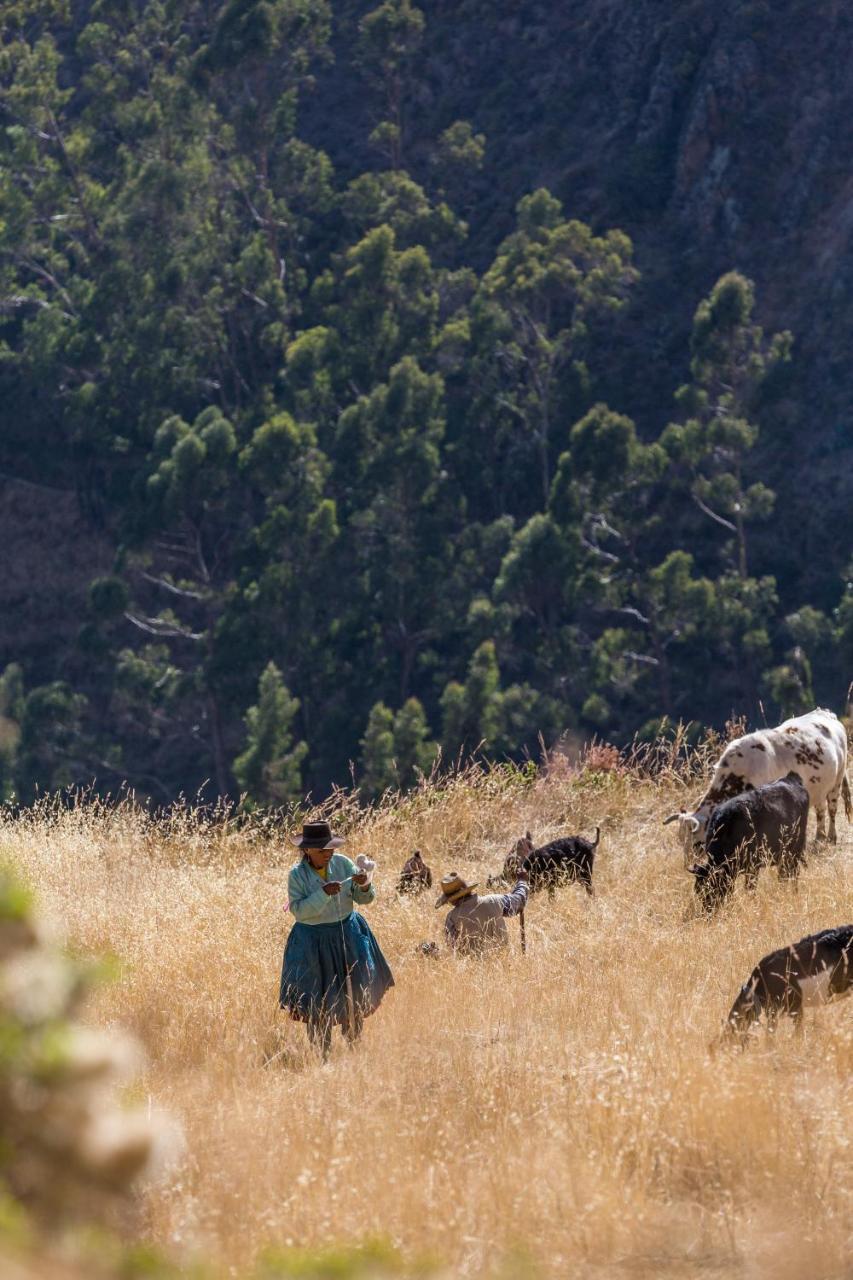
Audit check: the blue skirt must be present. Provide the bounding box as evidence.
[279,913,395,1024]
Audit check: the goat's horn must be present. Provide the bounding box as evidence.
[662,813,680,826]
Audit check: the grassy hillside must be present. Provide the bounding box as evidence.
[4,743,852,1277]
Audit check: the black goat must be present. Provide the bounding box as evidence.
[724,925,853,1040]
[690,772,809,912]
[521,827,600,898]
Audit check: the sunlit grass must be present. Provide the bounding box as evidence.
[4,742,852,1278]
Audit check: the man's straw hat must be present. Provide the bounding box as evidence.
[434,872,477,908]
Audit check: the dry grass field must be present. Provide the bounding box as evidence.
[3,744,852,1279]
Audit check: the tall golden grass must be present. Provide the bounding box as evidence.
[3,740,852,1278]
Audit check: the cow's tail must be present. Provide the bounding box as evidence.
[843,772,852,823]
[590,825,601,850]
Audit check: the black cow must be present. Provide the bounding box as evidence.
[397,849,433,895]
[689,771,809,912]
[724,925,853,1040]
[521,827,601,898]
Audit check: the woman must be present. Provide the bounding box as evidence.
[279,820,394,1057]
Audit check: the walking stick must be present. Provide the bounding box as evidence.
[519,907,527,955]
[337,882,357,1037]
[338,857,374,1039]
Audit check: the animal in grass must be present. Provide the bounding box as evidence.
[664,708,850,866]
[519,827,601,898]
[724,925,853,1040]
[689,772,809,912]
[397,849,433,895]
[486,831,535,888]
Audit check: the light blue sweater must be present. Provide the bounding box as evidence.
[288,853,377,924]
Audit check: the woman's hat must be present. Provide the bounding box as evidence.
[292,820,345,850]
[434,872,477,908]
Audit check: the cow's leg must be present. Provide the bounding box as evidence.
[815,801,828,842]
[826,783,840,844]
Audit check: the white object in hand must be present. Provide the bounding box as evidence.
[355,854,376,885]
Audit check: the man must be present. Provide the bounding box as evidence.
[434,868,528,955]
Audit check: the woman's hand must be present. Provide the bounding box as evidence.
[322,880,342,896]
[352,872,369,888]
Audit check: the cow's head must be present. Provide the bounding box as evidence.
[663,810,709,866]
[687,861,731,912]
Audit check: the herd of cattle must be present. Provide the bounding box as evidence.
[397,708,853,1042]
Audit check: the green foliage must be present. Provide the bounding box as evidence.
[359,702,396,796]
[475,192,638,504]
[357,0,425,168]
[256,1237,437,1278]
[662,271,791,578]
[0,3,845,806]
[359,697,437,797]
[88,577,130,622]
[233,663,308,807]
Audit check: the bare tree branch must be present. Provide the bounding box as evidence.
[624,650,659,666]
[613,606,651,627]
[580,536,620,565]
[139,571,207,601]
[123,612,204,641]
[691,489,737,533]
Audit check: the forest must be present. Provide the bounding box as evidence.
[0,0,851,806]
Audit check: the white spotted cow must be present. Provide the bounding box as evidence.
[664,708,851,866]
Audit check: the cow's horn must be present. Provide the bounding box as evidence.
[662,813,680,826]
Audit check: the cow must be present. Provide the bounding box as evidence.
[689,772,809,912]
[397,849,433,895]
[520,827,601,898]
[723,925,853,1041]
[664,708,850,866]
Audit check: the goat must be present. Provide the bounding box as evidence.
[521,828,600,898]
[397,849,433,895]
[486,831,534,888]
[724,925,853,1041]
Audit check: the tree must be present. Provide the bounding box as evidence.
[233,662,307,807]
[390,696,438,787]
[476,190,638,507]
[359,695,437,797]
[14,681,88,802]
[359,702,396,797]
[431,120,486,214]
[357,0,425,169]
[0,664,23,801]
[333,357,459,700]
[662,272,791,578]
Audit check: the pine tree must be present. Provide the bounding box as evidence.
[233,663,307,807]
[662,272,790,579]
[359,702,396,797]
